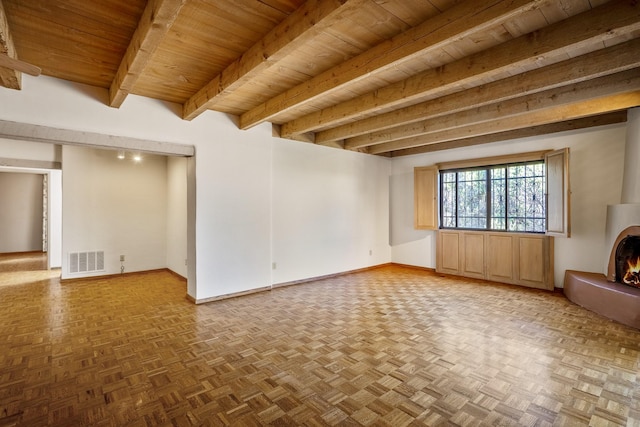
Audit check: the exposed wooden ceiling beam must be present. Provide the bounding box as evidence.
[0,0,20,89]
[280,0,640,138]
[388,112,628,157]
[238,0,547,130]
[317,38,640,145]
[347,69,640,149]
[182,0,369,121]
[109,0,186,108]
[0,54,40,76]
[367,90,640,155]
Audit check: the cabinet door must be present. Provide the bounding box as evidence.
[414,166,438,230]
[437,231,460,275]
[461,232,485,279]
[487,234,514,283]
[517,236,553,290]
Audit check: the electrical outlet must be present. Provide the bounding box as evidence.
[120,255,125,262]
[369,249,372,256]
[272,262,277,270]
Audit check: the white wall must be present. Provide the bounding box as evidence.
[0,76,269,298]
[621,107,640,204]
[0,142,63,269]
[0,138,61,163]
[390,123,627,287]
[0,75,391,300]
[0,172,43,252]
[8,74,622,294]
[61,146,168,278]
[272,138,391,284]
[192,114,273,300]
[166,156,188,278]
[48,169,62,268]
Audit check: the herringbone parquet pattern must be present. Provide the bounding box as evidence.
[1,254,639,426]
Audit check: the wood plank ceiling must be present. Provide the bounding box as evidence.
[0,0,639,157]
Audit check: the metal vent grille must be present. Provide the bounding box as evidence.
[69,251,105,273]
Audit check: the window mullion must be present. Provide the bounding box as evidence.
[486,167,491,230]
[439,173,443,228]
[455,172,459,228]
[505,169,510,232]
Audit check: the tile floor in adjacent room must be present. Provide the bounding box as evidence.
[1,253,639,426]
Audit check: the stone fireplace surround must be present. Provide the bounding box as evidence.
[565,107,640,329]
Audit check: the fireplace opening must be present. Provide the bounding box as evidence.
[615,235,640,287]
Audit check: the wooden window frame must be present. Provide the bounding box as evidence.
[440,160,546,233]
[414,149,570,237]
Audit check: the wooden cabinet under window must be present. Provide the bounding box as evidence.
[436,230,554,290]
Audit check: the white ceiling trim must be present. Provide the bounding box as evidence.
[0,157,61,170]
[0,119,195,156]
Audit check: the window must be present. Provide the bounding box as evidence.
[414,149,569,236]
[440,160,546,233]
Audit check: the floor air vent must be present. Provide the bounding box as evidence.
[69,251,105,273]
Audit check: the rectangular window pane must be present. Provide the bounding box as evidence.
[439,160,545,233]
[492,218,506,230]
[490,167,506,230]
[506,162,545,232]
[457,170,486,229]
[441,172,456,228]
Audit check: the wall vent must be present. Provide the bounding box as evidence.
[69,251,105,273]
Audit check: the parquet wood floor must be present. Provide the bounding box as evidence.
[1,256,639,426]
[0,252,46,270]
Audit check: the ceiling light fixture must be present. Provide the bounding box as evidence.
[117,150,125,159]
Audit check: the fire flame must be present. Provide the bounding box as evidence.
[623,256,640,286]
